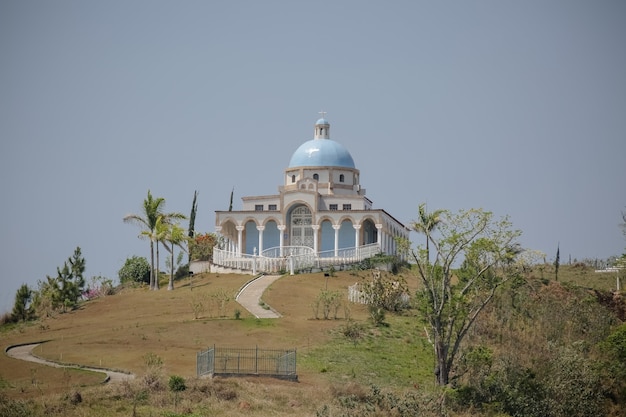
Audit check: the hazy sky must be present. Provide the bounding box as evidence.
[1,1,625,313]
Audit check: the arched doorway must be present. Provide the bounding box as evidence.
[290,206,313,248]
[362,218,378,245]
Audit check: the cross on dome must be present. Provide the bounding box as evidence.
[318,110,327,119]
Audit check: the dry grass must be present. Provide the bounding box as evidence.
[0,264,616,416]
[0,271,375,401]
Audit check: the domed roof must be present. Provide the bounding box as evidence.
[288,138,355,168]
[316,118,329,125]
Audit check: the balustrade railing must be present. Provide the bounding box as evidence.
[212,243,381,274]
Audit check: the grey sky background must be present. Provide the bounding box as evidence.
[1,1,625,313]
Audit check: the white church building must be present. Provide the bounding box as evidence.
[211,115,410,274]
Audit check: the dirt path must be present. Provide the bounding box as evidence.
[5,343,134,383]
[235,274,283,318]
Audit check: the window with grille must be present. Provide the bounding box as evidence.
[291,206,313,247]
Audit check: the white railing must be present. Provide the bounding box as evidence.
[348,282,370,304]
[261,246,316,258]
[212,243,381,274]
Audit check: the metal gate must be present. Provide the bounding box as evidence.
[196,346,214,377]
[197,345,297,381]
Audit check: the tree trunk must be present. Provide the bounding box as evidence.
[149,240,155,290]
[155,241,160,290]
[168,249,174,290]
[435,340,450,385]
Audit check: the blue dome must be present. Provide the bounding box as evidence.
[316,118,329,125]
[288,139,355,168]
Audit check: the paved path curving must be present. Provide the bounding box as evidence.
[235,274,283,318]
[5,343,134,383]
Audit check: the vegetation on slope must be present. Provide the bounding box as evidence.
[1,264,625,416]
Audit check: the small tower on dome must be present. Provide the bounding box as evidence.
[314,111,330,139]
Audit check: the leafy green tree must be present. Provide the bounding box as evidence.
[118,256,151,284]
[124,190,185,290]
[408,206,522,386]
[124,190,164,290]
[35,247,86,313]
[188,233,218,261]
[32,277,57,318]
[11,284,34,322]
[55,248,86,312]
[411,203,444,263]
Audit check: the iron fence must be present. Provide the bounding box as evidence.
[197,345,297,381]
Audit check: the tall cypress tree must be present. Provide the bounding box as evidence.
[228,187,234,211]
[188,190,198,264]
[554,243,560,281]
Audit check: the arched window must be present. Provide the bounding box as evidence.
[339,174,345,183]
[313,173,319,181]
[291,175,296,183]
[290,206,313,248]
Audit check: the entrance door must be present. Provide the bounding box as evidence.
[291,206,313,248]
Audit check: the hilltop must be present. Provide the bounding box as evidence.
[1,264,625,416]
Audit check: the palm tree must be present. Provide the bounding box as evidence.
[411,203,444,264]
[146,216,168,290]
[124,190,185,290]
[163,223,188,290]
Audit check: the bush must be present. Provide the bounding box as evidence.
[342,321,366,345]
[174,263,190,281]
[142,352,163,391]
[0,393,37,417]
[168,375,186,392]
[118,256,151,284]
[312,290,342,320]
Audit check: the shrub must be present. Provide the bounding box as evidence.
[174,263,190,281]
[142,352,163,391]
[118,256,150,284]
[0,393,37,417]
[342,321,366,345]
[168,375,186,392]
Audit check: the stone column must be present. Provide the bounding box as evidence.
[311,225,320,254]
[236,226,244,256]
[278,225,286,257]
[256,225,265,255]
[333,224,341,257]
[353,224,361,248]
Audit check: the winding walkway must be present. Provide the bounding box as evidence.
[235,274,283,318]
[5,343,134,383]
[6,275,283,379]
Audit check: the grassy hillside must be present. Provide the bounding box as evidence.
[1,264,624,416]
